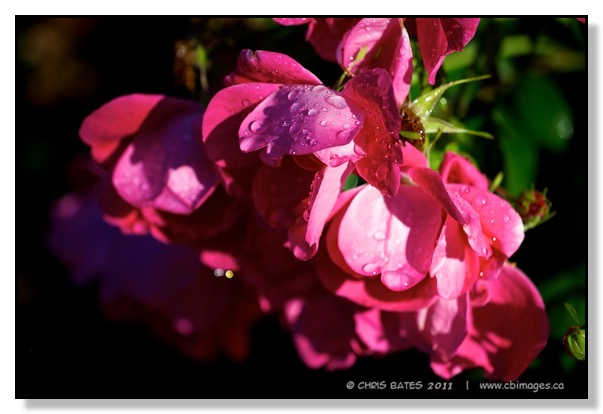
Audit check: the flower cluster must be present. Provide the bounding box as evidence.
[49,17,548,381]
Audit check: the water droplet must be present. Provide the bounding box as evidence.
[289,123,302,135]
[309,139,318,146]
[249,120,265,133]
[174,318,194,336]
[307,108,319,117]
[214,268,225,277]
[325,95,347,109]
[474,194,487,207]
[373,231,386,240]
[503,215,510,223]
[375,164,388,181]
[362,263,380,275]
[312,85,328,94]
[481,247,488,255]
[272,125,285,135]
[462,185,470,194]
[319,120,328,127]
[290,102,304,114]
[490,219,495,224]
[479,271,484,277]
[242,99,251,107]
[492,236,497,242]
[342,123,351,130]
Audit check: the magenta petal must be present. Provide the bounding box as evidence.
[355,309,410,354]
[80,94,164,164]
[305,18,361,62]
[426,295,469,357]
[431,215,480,299]
[416,18,480,84]
[337,184,442,289]
[340,18,413,106]
[202,82,280,168]
[225,49,322,86]
[439,152,489,190]
[314,139,366,167]
[343,69,403,197]
[451,184,524,257]
[239,84,364,164]
[112,98,218,215]
[273,18,312,26]
[432,264,548,381]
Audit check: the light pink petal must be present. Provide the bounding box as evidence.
[79,94,164,164]
[111,98,217,215]
[450,184,524,257]
[340,18,413,106]
[438,152,489,190]
[343,69,403,197]
[431,264,548,381]
[430,215,480,300]
[251,158,315,230]
[224,49,322,86]
[416,18,480,84]
[317,242,439,312]
[202,82,280,168]
[337,184,442,290]
[239,84,364,164]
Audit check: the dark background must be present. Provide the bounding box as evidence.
[16,17,588,398]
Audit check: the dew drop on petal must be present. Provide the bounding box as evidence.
[325,95,347,109]
[319,120,328,127]
[373,231,386,240]
[290,102,304,114]
[307,108,320,117]
[249,120,265,133]
[362,263,380,275]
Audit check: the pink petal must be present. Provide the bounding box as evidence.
[401,143,429,168]
[284,293,361,370]
[202,82,280,168]
[79,94,164,164]
[430,215,480,300]
[450,184,524,257]
[273,18,312,26]
[239,84,364,165]
[317,243,439,312]
[416,18,480,84]
[340,18,413,106]
[336,184,442,290]
[288,162,354,260]
[354,309,411,354]
[224,49,322,86]
[439,152,489,190]
[313,139,366,167]
[343,69,403,197]
[431,264,548,381]
[111,98,217,215]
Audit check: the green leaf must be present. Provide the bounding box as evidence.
[424,117,494,139]
[564,302,581,325]
[411,74,491,120]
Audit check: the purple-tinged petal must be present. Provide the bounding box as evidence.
[430,215,480,300]
[79,94,164,164]
[416,18,480,84]
[313,139,366,167]
[340,18,413,106]
[431,264,548,381]
[336,184,442,290]
[354,309,411,354]
[239,84,364,165]
[202,82,280,168]
[439,152,489,190]
[450,184,524,257]
[111,98,217,215]
[225,49,322,86]
[285,292,363,371]
[343,69,403,197]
